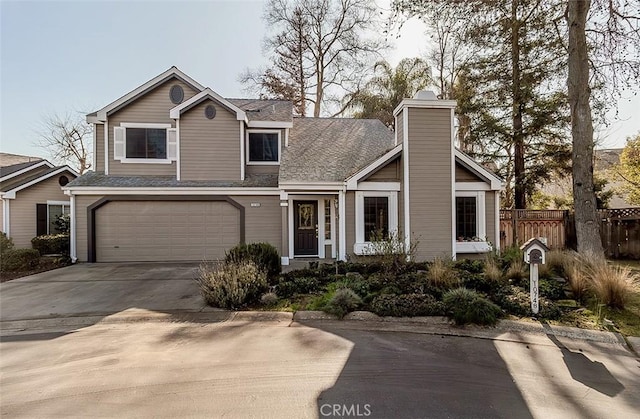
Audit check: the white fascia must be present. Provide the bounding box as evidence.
[65,187,281,196]
[402,109,411,256]
[4,167,79,199]
[393,99,457,117]
[345,144,403,190]
[455,150,503,190]
[95,66,205,121]
[169,88,247,121]
[0,160,53,183]
[247,121,293,129]
[279,182,344,191]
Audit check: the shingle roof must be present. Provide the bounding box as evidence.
[0,160,44,178]
[227,99,293,122]
[279,118,395,183]
[0,166,70,192]
[66,172,278,188]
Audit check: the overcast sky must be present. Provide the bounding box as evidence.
[1,0,638,160]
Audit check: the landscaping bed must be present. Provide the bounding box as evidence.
[195,243,640,336]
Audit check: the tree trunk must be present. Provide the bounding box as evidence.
[566,0,603,255]
[512,0,526,209]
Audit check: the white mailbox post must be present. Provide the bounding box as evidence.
[520,238,550,315]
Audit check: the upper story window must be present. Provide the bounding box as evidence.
[247,130,280,164]
[114,123,176,164]
[126,128,167,159]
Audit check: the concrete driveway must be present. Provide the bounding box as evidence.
[0,263,205,322]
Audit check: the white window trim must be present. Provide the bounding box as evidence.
[246,129,281,165]
[354,191,398,255]
[115,123,175,164]
[455,190,490,254]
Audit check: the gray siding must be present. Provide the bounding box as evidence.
[363,157,400,181]
[106,78,199,176]
[180,99,241,181]
[455,163,483,182]
[407,107,453,260]
[75,195,101,262]
[396,109,404,145]
[95,124,104,172]
[9,176,71,248]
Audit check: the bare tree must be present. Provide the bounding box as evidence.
[36,112,92,174]
[242,0,386,117]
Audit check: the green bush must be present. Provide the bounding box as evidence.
[0,232,14,255]
[260,292,279,307]
[443,288,502,326]
[493,285,562,320]
[276,276,323,298]
[369,293,446,317]
[538,278,566,300]
[460,272,503,295]
[225,242,281,283]
[455,258,485,274]
[1,248,40,272]
[195,260,267,309]
[324,288,362,319]
[31,234,70,256]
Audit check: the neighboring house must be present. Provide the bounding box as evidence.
[65,67,503,264]
[0,155,78,248]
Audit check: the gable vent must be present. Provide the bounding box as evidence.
[205,105,216,119]
[170,85,184,104]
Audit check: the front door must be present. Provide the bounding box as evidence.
[294,200,318,256]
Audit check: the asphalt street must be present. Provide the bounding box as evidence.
[1,318,639,418]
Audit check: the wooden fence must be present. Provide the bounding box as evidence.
[599,207,640,259]
[500,210,569,250]
[499,207,640,259]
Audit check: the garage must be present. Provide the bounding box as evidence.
[94,200,242,262]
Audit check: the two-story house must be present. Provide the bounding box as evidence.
[64,67,502,264]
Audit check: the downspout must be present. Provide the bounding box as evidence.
[2,196,10,235]
[66,190,77,263]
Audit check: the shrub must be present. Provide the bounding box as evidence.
[31,234,70,255]
[0,232,14,255]
[426,257,460,289]
[483,257,503,283]
[538,278,565,300]
[1,248,40,272]
[369,293,446,317]
[493,285,562,320]
[324,288,362,319]
[276,276,322,298]
[225,242,281,283]
[443,288,502,325]
[585,257,638,309]
[500,246,523,269]
[260,292,279,307]
[461,272,503,295]
[455,258,485,274]
[195,261,267,309]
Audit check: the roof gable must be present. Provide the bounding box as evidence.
[89,67,205,122]
[0,160,52,182]
[169,89,246,121]
[0,166,78,197]
[455,150,503,190]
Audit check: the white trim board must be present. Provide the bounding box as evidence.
[345,144,403,190]
[455,150,503,190]
[0,160,53,183]
[2,167,79,199]
[169,88,247,121]
[63,187,281,196]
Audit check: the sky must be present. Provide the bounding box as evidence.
[1,0,638,160]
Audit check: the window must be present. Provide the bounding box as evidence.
[455,191,490,253]
[456,196,477,240]
[364,196,389,241]
[248,131,280,163]
[324,199,332,240]
[125,128,167,159]
[354,191,398,255]
[113,124,176,163]
[48,204,70,234]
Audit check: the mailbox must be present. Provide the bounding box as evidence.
[521,238,549,265]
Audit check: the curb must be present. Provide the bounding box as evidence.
[1,309,636,354]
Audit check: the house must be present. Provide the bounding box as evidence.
[64,67,503,264]
[0,153,78,248]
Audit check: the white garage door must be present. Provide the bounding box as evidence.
[96,201,240,262]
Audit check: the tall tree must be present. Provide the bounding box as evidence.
[242,0,385,117]
[36,112,92,174]
[347,58,431,128]
[396,0,571,209]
